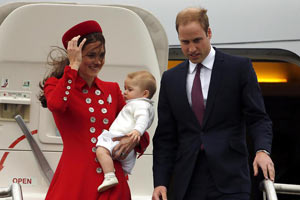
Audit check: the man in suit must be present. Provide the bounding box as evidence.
[152,7,275,200]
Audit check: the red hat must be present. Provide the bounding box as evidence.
[62,20,102,49]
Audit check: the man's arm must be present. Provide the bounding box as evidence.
[241,58,275,180]
[153,72,178,191]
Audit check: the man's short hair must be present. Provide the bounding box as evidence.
[176,7,209,34]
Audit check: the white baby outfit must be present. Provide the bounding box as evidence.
[96,98,154,174]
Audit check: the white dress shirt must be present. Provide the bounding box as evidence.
[186,46,216,107]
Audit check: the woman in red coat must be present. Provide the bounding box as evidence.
[39,20,149,200]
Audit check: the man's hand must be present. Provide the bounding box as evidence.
[253,151,275,181]
[152,186,167,200]
[112,135,138,160]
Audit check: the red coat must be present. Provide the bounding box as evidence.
[44,66,149,200]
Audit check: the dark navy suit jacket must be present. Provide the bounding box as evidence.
[153,48,273,200]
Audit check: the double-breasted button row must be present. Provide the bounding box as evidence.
[84,90,97,170]
[82,88,110,174]
[88,104,107,114]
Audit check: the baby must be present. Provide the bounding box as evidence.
[96,70,156,192]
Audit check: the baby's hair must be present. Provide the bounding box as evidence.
[127,71,157,99]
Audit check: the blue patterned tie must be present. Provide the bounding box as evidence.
[191,63,205,125]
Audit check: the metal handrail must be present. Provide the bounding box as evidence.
[261,180,278,200]
[274,183,300,195]
[261,180,300,200]
[14,115,54,184]
[0,183,23,200]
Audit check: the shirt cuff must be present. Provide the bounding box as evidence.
[256,149,270,155]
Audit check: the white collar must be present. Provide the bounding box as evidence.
[126,97,154,105]
[188,46,215,73]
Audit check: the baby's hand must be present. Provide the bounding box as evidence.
[127,130,141,144]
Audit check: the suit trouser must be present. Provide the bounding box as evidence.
[184,150,250,200]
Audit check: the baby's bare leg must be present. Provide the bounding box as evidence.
[96,146,119,192]
[96,146,114,173]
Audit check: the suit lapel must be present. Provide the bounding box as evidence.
[202,50,225,128]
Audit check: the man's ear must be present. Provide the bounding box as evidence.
[143,90,150,98]
[207,27,212,39]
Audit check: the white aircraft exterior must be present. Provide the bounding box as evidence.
[0,1,300,199]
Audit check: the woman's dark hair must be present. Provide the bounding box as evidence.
[38,32,105,108]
